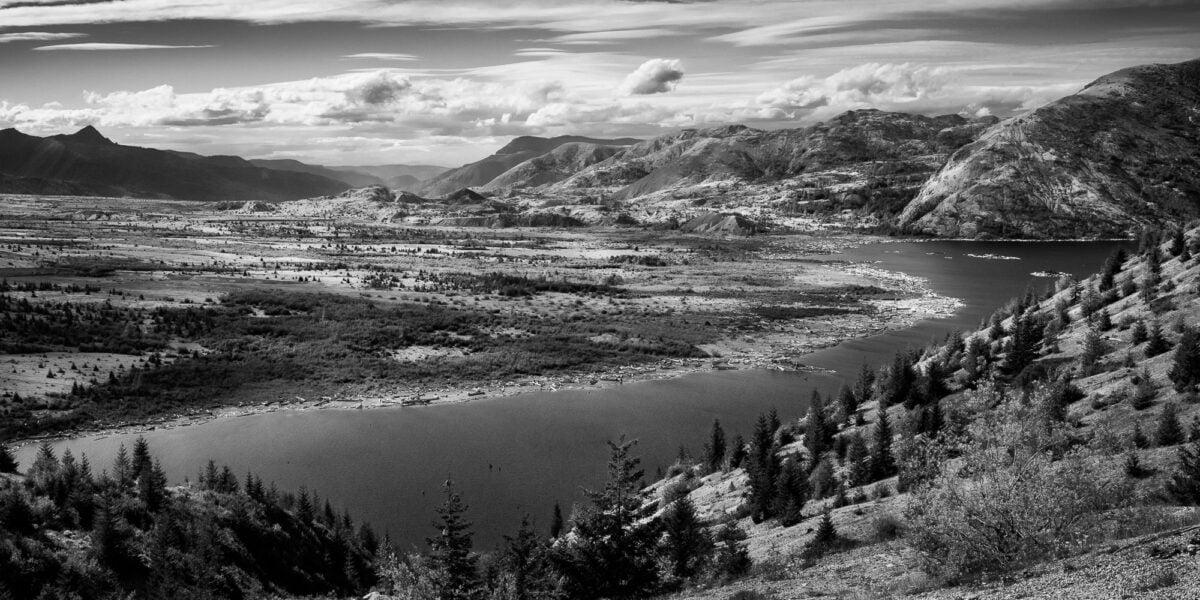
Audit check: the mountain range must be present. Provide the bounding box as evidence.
[412,58,1200,238]
[3,58,1197,237]
[0,127,447,202]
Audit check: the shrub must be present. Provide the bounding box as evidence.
[729,591,772,600]
[872,512,905,541]
[904,393,1131,580]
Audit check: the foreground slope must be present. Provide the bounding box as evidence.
[0,126,352,201]
[651,226,1200,599]
[898,58,1200,239]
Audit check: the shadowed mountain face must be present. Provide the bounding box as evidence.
[897,58,1200,239]
[248,159,385,188]
[0,127,352,201]
[416,135,640,197]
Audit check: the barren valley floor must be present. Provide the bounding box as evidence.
[0,194,956,442]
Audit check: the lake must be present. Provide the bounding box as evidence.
[15,239,1128,550]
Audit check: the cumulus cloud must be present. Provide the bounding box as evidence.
[0,70,582,134]
[33,43,215,51]
[619,58,684,95]
[758,63,949,111]
[755,62,1080,123]
[0,31,85,43]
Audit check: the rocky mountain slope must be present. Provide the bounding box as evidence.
[408,111,994,231]
[480,142,627,192]
[551,112,993,223]
[416,135,640,197]
[0,126,353,201]
[898,58,1200,239]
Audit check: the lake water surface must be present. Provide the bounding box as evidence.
[16,239,1128,549]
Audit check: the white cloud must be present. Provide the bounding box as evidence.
[758,63,949,110]
[755,62,1081,123]
[33,42,215,51]
[342,53,419,61]
[549,28,683,45]
[0,31,85,43]
[619,58,684,95]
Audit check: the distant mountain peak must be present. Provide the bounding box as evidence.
[59,125,115,146]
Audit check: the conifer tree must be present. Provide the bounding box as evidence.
[500,514,556,600]
[1157,403,1186,447]
[871,407,896,481]
[549,502,564,539]
[1130,368,1156,410]
[132,436,152,476]
[886,352,917,408]
[1133,422,1150,449]
[112,444,133,490]
[1099,248,1127,291]
[660,496,712,580]
[854,363,875,406]
[746,413,781,522]
[0,443,17,474]
[296,486,314,522]
[728,433,747,469]
[1171,227,1187,257]
[428,480,479,600]
[553,436,660,600]
[712,518,751,580]
[961,335,987,387]
[1003,311,1040,377]
[1164,440,1200,505]
[1169,326,1200,393]
[808,458,836,499]
[704,419,726,472]
[139,459,168,512]
[1146,320,1171,357]
[837,385,859,424]
[1080,323,1108,375]
[804,394,831,458]
[845,432,870,487]
[1131,319,1149,345]
[774,455,809,527]
[811,508,838,548]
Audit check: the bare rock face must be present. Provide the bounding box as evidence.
[897,58,1200,239]
[481,143,626,192]
[547,111,994,217]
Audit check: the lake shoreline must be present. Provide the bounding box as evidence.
[13,256,962,449]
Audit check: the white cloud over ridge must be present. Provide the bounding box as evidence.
[343,53,419,61]
[0,31,85,43]
[34,42,215,51]
[619,58,684,95]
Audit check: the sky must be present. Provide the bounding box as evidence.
[0,0,1197,167]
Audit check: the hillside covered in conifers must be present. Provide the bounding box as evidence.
[632,224,1200,599]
